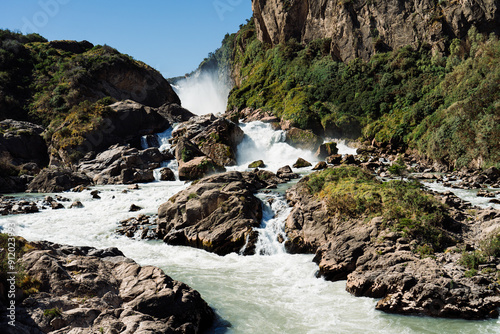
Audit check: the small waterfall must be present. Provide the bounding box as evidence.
[254,193,292,255]
[235,121,318,172]
[140,127,179,181]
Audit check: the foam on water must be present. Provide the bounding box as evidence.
[1,182,498,333]
[423,181,500,210]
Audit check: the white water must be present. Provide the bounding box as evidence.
[423,181,500,210]
[172,71,230,116]
[1,182,498,333]
[231,121,320,173]
[2,74,498,333]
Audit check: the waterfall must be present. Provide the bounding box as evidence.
[140,127,178,181]
[233,121,319,172]
[172,70,230,116]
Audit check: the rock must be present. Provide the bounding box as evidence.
[27,168,91,193]
[159,167,175,181]
[282,168,500,319]
[172,114,244,166]
[175,137,205,163]
[90,190,101,199]
[129,204,142,212]
[1,240,214,333]
[1,198,39,215]
[312,161,327,171]
[178,156,226,181]
[326,154,342,165]
[51,202,64,210]
[293,158,312,168]
[252,0,499,62]
[121,168,155,184]
[341,154,357,165]
[490,199,500,205]
[157,171,271,255]
[0,119,49,167]
[79,144,167,185]
[276,165,299,180]
[315,142,338,160]
[117,215,158,240]
[157,103,195,124]
[249,160,266,168]
[70,201,84,209]
[71,185,89,192]
[484,167,500,182]
[477,189,496,198]
[285,127,323,152]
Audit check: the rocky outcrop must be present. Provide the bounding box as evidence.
[52,100,194,167]
[0,241,214,333]
[252,0,500,62]
[27,168,91,193]
[157,171,271,255]
[0,120,49,167]
[284,169,500,319]
[78,144,169,185]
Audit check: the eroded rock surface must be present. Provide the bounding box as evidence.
[157,171,272,255]
[0,242,214,334]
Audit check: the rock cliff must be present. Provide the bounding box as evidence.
[252,0,500,61]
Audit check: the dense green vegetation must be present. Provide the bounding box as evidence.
[224,20,499,169]
[306,166,456,253]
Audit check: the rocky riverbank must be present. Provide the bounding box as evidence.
[0,239,214,334]
[284,165,500,319]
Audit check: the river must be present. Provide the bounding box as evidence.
[0,74,499,333]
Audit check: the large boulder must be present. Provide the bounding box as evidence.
[178,156,226,181]
[171,114,244,166]
[78,144,169,185]
[50,100,195,167]
[285,127,322,152]
[315,142,338,160]
[27,168,91,193]
[157,171,270,255]
[0,240,214,333]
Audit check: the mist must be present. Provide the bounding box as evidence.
[172,71,231,116]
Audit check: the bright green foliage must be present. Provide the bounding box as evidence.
[306,166,454,252]
[225,20,500,169]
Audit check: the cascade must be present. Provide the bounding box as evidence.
[254,193,291,255]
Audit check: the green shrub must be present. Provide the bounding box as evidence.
[43,307,62,319]
[459,250,487,269]
[306,167,452,251]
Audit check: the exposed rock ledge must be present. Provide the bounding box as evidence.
[0,241,214,334]
[284,168,500,319]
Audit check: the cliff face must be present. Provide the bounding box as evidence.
[252,0,500,61]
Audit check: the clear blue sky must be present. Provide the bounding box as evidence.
[0,0,252,78]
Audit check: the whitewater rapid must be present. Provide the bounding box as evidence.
[2,73,499,333]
